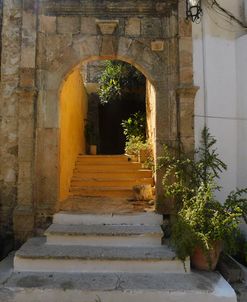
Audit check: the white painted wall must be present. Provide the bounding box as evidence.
[193,0,247,202]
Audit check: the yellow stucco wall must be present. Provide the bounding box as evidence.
[146,80,156,148]
[59,69,88,201]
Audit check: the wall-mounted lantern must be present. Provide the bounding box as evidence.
[186,0,203,23]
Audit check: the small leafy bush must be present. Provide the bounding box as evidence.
[159,127,247,263]
[121,112,146,141]
[125,136,148,156]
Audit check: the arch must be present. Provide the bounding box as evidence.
[35,34,172,216]
[46,36,165,94]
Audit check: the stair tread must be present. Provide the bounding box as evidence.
[70,187,135,191]
[78,155,129,158]
[53,212,163,226]
[45,224,163,237]
[71,177,153,181]
[16,238,176,260]
[5,271,222,293]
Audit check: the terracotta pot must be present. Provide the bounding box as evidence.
[90,145,97,155]
[191,242,222,271]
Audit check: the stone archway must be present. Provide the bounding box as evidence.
[35,37,165,215]
[7,1,198,242]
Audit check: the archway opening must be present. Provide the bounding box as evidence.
[82,60,146,155]
[59,59,157,209]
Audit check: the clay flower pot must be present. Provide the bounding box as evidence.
[191,242,222,271]
[90,145,97,155]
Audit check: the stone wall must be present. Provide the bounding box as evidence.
[0,0,197,246]
[0,0,22,254]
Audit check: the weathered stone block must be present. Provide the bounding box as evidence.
[18,141,33,161]
[3,168,17,183]
[125,18,141,36]
[23,0,35,11]
[44,34,73,63]
[81,17,97,35]
[18,118,34,139]
[97,20,119,35]
[21,46,36,68]
[39,15,56,33]
[100,36,117,56]
[20,68,35,87]
[57,16,80,34]
[151,40,164,52]
[179,36,193,75]
[43,90,58,128]
[36,128,59,206]
[179,19,191,37]
[22,11,36,31]
[13,206,34,244]
[17,181,33,204]
[19,102,34,119]
[141,18,162,37]
[18,162,32,180]
[179,66,193,84]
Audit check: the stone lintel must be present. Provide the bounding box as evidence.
[176,85,199,98]
[40,0,177,17]
[96,20,119,35]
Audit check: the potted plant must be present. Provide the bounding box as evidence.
[84,121,97,155]
[159,127,247,270]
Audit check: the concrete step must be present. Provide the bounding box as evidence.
[1,271,237,302]
[73,170,152,179]
[70,178,154,187]
[53,212,163,226]
[14,238,188,273]
[45,224,163,246]
[69,187,134,198]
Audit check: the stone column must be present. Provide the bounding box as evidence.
[177,0,198,153]
[13,0,37,245]
[0,0,22,251]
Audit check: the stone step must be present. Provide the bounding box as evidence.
[77,155,130,162]
[70,178,154,187]
[0,272,237,302]
[73,170,152,179]
[69,187,134,198]
[14,238,188,273]
[53,212,163,226]
[74,165,145,173]
[45,224,163,246]
[75,161,139,167]
[1,271,237,302]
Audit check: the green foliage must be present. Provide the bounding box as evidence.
[121,112,146,141]
[98,60,145,104]
[125,136,148,156]
[159,127,247,262]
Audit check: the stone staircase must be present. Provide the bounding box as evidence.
[14,212,187,273]
[0,156,237,301]
[1,212,237,301]
[69,155,154,199]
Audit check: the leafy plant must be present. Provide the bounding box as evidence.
[125,136,148,156]
[98,60,145,104]
[121,112,146,141]
[159,127,247,265]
